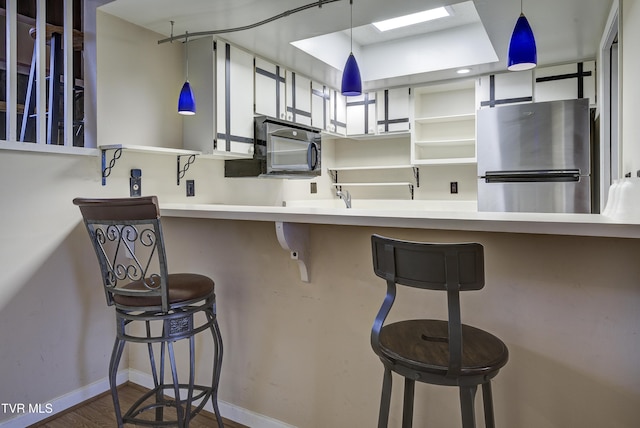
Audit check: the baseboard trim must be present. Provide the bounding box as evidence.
[0,370,129,428]
[0,369,294,428]
[128,369,295,428]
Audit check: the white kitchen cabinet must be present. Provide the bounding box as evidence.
[255,57,286,120]
[346,92,376,136]
[534,61,596,105]
[285,70,312,125]
[328,89,347,135]
[183,38,254,157]
[412,80,476,165]
[216,41,255,154]
[376,88,410,134]
[476,71,533,109]
[311,81,331,130]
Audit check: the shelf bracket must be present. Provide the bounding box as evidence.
[409,184,415,200]
[177,154,197,185]
[275,221,310,283]
[101,147,123,186]
[412,167,420,187]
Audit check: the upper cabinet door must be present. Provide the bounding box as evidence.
[346,92,376,136]
[255,57,286,120]
[476,71,533,110]
[534,61,596,105]
[329,89,347,135]
[311,81,331,131]
[285,70,312,125]
[376,88,410,133]
[215,41,255,154]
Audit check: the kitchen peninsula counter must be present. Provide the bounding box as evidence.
[160,203,640,239]
[158,202,640,428]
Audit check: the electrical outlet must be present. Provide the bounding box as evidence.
[450,181,458,194]
[186,180,195,197]
[130,169,142,197]
[310,182,317,194]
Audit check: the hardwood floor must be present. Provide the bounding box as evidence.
[29,383,247,428]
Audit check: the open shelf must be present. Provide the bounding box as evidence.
[199,149,253,160]
[340,131,411,141]
[328,165,420,189]
[413,158,477,165]
[331,182,413,187]
[414,113,475,124]
[99,144,202,186]
[329,164,414,172]
[331,182,415,199]
[99,144,200,156]
[414,138,475,146]
[411,80,476,166]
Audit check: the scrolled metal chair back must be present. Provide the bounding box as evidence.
[74,196,170,311]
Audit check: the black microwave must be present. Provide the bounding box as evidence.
[225,116,321,178]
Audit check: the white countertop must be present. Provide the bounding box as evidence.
[160,203,640,239]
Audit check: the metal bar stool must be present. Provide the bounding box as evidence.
[74,196,224,428]
[370,234,509,428]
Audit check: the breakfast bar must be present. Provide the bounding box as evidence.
[151,203,640,427]
[160,202,640,238]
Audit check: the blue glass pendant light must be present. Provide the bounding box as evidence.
[341,0,362,96]
[507,0,537,71]
[178,81,195,115]
[178,31,196,115]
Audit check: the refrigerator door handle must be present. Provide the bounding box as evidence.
[483,169,581,183]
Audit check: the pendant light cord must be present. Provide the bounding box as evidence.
[185,31,189,81]
[350,0,353,53]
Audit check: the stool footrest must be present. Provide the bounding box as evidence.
[122,383,213,427]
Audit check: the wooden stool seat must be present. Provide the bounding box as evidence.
[113,273,214,307]
[379,319,508,379]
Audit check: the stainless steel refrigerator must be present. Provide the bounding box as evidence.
[477,98,594,213]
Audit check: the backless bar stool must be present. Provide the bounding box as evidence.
[370,234,509,428]
[74,196,223,428]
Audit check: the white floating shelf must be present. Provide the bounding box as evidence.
[414,113,475,124]
[413,157,477,165]
[340,131,411,141]
[99,144,202,186]
[332,182,416,199]
[199,150,253,160]
[414,138,475,146]
[332,182,413,187]
[99,144,200,156]
[328,165,414,172]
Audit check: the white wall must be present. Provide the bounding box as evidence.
[621,0,640,175]
[0,151,111,424]
[96,11,184,149]
[0,7,209,425]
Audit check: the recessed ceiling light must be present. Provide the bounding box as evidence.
[457,68,471,74]
[372,7,451,32]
